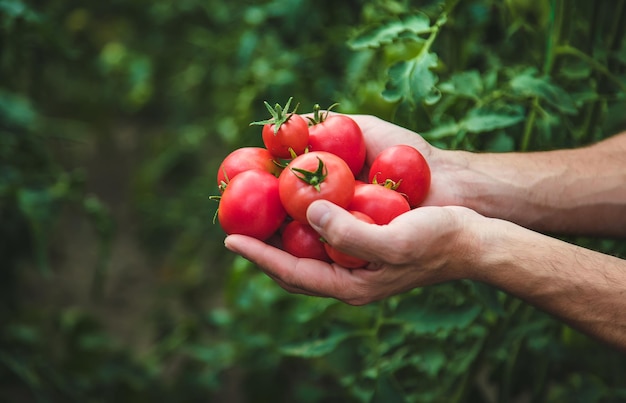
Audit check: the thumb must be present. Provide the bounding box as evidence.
[306,200,342,234]
[306,200,380,261]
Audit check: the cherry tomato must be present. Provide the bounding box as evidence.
[324,210,374,268]
[307,105,366,177]
[262,115,309,159]
[217,169,286,240]
[279,151,355,223]
[217,147,281,192]
[251,98,310,159]
[348,182,410,225]
[368,145,431,208]
[281,220,331,262]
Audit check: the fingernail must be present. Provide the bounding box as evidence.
[307,200,330,231]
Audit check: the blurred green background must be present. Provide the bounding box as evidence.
[2,0,625,402]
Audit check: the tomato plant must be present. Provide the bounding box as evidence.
[348,182,410,225]
[217,147,282,192]
[307,104,366,177]
[369,144,431,207]
[281,220,331,261]
[217,169,286,240]
[279,151,355,223]
[251,97,309,159]
[324,210,374,268]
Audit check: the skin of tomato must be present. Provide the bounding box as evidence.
[218,169,286,240]
[279,151,355,223]
[217,147,282,192]
[281,220,331,262]
[368,144,431,208]
[348,183,410,225]
[324,210,374,268]
[308,115,366,177]
[262,114,310,159]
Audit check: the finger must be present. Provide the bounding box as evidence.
[306,200,397,264]
[348,115,434,162]
[224,234,363,298]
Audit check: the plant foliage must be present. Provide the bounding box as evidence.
[1,0,625,402]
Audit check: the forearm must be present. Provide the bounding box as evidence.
[468,218,626,352]
[443,132,626,236]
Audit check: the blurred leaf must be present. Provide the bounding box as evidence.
[510,69,578,114]
[0,351,41,388]
[348,12,432,50]
[371,373,406,403]
[439,70,484,99]
[422,120,461,140]
[395,303,482,335]
[0,0,39,25]
[413,349,447,377]
[485,131,515,151]
[471,282,506,317]
[280,327,358,358]
[0,90,37,129]
[382,52,440,105]
[460,105,525,133]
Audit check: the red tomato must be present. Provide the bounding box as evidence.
[281,220,331,262]
[261,115,309,159]
[218,169,286,240]
[368,145,431,208]
[308,106,366,177]
[324,210,374,268]
[348,183,410,225]
[279,151,355,223]
[217,147,281,192]
[251,98,310,159]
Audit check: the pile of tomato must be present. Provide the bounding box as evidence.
[215,98,431,268]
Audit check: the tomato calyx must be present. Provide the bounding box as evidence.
[290,157,328,192]
[306,102,339,126]
[371,173,402,191]
[250,96,300,135]
[208,194,221,224]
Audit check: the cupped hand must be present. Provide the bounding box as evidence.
[224,200,484,305]
[345,114,466,207]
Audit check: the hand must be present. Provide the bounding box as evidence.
[222,113,478,303]
[225,200,485,304]
[347,114,465,207]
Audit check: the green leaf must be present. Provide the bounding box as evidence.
[510,70,577,114]
[348,12,432,50]
[485,131,515,152]
[371,373,406,403]
[382,52,439,105]
[395,303,482,335]
[470,282,506,317]
[460,105,525,133]
[422,120,460,141]
[439,70,484,99]
[280,328,356,358]
[0,90,37,129]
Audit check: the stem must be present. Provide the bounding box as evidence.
[520,98,538,152]
[555,45,626,94]
[543,0,562,75]
[520,0,563,152]
[580,0,626,142]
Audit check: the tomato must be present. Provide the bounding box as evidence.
[307,105,366,177]
[348,182,410,225]
[217,147,281,192]
[281,220,331,262]
[279,151,355,223]
[324,210,374,268]
[217,169,286,240]
[368,145,431,208]
[251,97,309,159]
